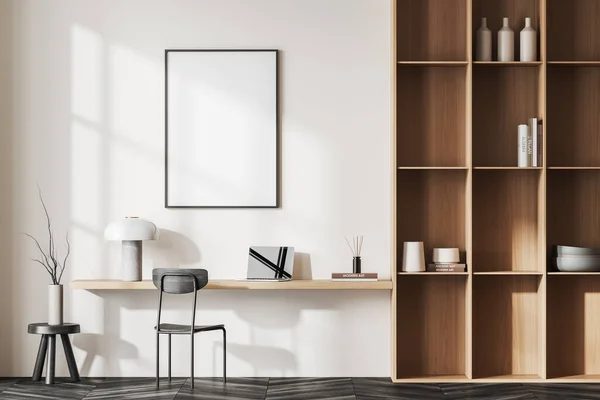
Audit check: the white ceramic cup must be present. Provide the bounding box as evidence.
[433,248,460,263]
[403,242,425,272]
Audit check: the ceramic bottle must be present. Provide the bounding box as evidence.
[498,17,515,62]
[520,17,537,61]
[476,17,492,61]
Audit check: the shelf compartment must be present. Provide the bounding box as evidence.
[398,272,469,276]
[473,170,543,273]
[547,170,600,262]
[548,62,600,66]
[396,275,467,379]
[397,166,468,170]
[472,0,540,62]
[474,62,542,66]
[548,167,600,170]
[397,0,467,62]
[473,275,542,379]
[547,0,600,61]
[474,271,544,276]
[548,272,600,276]
[397,170,466,269]
[398,61,469,66]
[473,66,542,167]
[548,276,600,378]
[547,67,600,167]
[397,66,466,167]
[474,167,542,170]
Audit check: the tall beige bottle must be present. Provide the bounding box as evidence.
[498,17,514,61]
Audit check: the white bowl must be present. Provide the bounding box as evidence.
[554,256,600,272]
[433,248,460,263]
[555,245,600,257]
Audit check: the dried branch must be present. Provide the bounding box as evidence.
[38,186,58,279]
[23,233,54,279]
[58,233,70,284]
[25,189,70,285]
[30,257,54,280]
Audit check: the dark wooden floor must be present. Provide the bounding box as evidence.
[0,377,599,399]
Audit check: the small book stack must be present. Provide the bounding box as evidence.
[331,273,378,282]
[427,248,466,273]
[427,263,466,272]
[518,118,543,167]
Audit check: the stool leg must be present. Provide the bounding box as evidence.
[60,334,80,382]
[46,335,56,385]
[32,335,48,381]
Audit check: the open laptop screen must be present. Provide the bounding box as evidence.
[247,246,295,280]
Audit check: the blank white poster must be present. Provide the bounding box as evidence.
[166,50,278,207]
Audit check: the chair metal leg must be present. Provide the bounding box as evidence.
[46,335,56,385]
[60,334,80,382]
[32,335,48,382]
[156,333,160,388]
[168,334,172,382]
[222,328,227,384]
[190,333,194,389]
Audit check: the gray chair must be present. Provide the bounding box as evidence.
[152,268,226,388]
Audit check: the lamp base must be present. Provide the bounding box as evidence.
[122,240,142,281]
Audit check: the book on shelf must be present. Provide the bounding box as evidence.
[518,119,543,167]
[529,118,544,167]
[426,263,466,272]
[537,120,543,166]
[518,124,529,167]
[331,273,378,281]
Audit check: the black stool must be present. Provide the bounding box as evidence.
[28,323,80,384]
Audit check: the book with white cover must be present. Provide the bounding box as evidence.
[518,124,529,167]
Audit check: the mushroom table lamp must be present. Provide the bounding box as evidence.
[104,217,159,281]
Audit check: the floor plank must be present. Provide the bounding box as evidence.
[174,378,268,400]
[266,378,355,400]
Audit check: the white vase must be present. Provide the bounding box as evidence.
[520,17,537,62]
[498,17,515,62]
[402,242,425,272]
[48,284,63,325]
[476,17,492,61]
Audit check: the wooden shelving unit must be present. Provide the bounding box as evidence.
[393,0,600,383]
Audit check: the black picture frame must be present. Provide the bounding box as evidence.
[164,49,280,209]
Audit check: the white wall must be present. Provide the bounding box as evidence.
[0,0,392,377]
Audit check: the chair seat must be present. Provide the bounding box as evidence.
[155,323,224,334]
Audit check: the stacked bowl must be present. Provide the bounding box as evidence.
[553,245,600,272]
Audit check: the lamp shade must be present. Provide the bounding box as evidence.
[104,218,159,241]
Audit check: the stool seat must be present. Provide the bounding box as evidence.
[28,323,80,335]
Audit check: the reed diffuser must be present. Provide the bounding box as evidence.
[345,236,363,273]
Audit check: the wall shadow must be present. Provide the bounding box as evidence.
[0,0,15,375]
[145,228,201,269]
[72,332,138,377]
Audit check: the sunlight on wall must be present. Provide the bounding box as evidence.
[109,45,162,148]
[71,25,103,123]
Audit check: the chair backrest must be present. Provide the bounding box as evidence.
[152,268,208,294]
[152,269,209,331]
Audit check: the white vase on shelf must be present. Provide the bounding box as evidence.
[498,17,515,62]
[476,17,492,61]
[520,17,537,61]
[402,242,425,272]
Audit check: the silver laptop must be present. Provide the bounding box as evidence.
[246,246,295,281]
